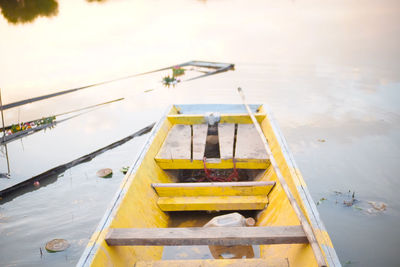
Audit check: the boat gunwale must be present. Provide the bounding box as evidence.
[76,105,173,267]
[263,105,341,266]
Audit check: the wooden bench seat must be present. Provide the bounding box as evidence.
[152,181,275,211]
[157,196,269,211]
[135,258,289,267]
[155,123,270,169]
[105,226,308,246]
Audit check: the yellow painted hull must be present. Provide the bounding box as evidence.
[77,104,340,267]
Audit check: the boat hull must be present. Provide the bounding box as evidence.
[77,104,340,267]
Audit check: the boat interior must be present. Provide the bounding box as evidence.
[82,104,335,267]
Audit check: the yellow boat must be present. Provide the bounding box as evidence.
[77,104,340,267]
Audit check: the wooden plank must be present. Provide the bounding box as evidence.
[157,196,268,211]
[156,124,191,160]
[105,226,308,246]
[185,61,232,69]
[192,124,208,161]
[155,158,269,170]
[235,124,268,160]
[167,114,266,125]
[218,123,235,160]
[135,258,289,267]
[152,181,275,197]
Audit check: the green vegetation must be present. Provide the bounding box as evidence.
[172,66,185,77]
[9,116,56,135]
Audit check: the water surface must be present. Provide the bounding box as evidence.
[0,0,399,266]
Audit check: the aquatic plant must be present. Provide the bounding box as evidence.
[172,66,185,77]
[120,166,129,174]
[162,75,180,87]
[9,116,56,135]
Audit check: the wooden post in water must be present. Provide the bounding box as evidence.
[0,89,11,177]
[237,87,327,267]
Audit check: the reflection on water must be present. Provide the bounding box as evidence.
[0,0,58,24]
[0,172,61,205]
[0,0,108,24]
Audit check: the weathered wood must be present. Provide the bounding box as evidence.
[235,124,268,160]
[192,124,208,160]
[154,158,269,170]
[184,61,233,69]
[157,195,268,211]
[157,125,191,160]
[105,226,308,246]
[238,87,327,267]
[218,123,235,159]
[167,114,266,125]
[135,258,289,267]
[152,181,275,197]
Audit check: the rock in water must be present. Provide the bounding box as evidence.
[97,168,113,178]
[45,239,70,252]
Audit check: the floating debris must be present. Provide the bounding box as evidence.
[352,201,387,215]
[45,239,70,252]
[316,197,327,205]
[97,168,113,178]
[332,190,387,215]
[343,191,356,207]
[317,139,326,143]
[120,166,129,174]
[33,181,40,187]
[368,201,387,212]
[144,89,155,93]
[332,190,358,206]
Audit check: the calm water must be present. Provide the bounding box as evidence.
[1,0,399,266]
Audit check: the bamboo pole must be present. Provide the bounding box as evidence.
[0,123,154,198]
[1,61,233,111]
[0,98,124,133]
[0,89,11,176]
[237,87,327,267]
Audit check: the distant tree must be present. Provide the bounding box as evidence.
[0,0,58,24]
